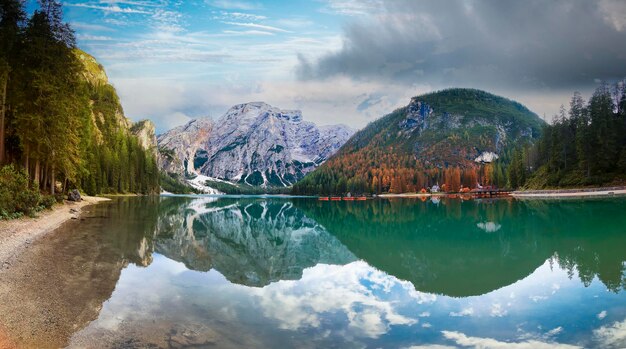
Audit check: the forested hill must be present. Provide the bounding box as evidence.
[292,88,544,195]
[510,82,626,189]
[0,0,159,198]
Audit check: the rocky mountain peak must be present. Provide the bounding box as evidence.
[221,102,303,124]
[157,102,354,189]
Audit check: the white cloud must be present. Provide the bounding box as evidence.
[490,303,507,317]
[598,0,626,31]
[151,8,184,33]
[546,327,563,337]
[112,79,202,130]
[71,22,115,31]
[109,74,423,132]
[77,34,115,41]
[594,319,626,348]
[96,0,162,7]
[249,261,430,339]
[320,0,383,16]
[442,331,582,349]
[207,0,262,11]
[67,3,152,14]
[598,311,607,320]
[212,11,267,21]
[222,30,275,36]
[222,21,290,33]
[449,307,474,317]
[275,17,315,29]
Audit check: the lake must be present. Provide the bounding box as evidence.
[3,196,626,348]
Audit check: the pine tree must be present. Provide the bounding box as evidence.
[13,0,84,193]
[0,0,25,164]
[589,84,617,174]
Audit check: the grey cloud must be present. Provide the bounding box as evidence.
[299,0,626,92]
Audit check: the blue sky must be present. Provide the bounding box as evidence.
[46,0,384,132]
[25,1,626,132]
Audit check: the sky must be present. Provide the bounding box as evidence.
[30,0,626,133]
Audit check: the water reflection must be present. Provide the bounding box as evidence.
[0,197,161,348]
[1,196,625,348]
[92,196,626,298]
[296,198,626,296]
[152,198,356,286]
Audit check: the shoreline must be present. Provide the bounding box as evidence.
[512,186,626,198]
[377,193,446,198]
[0,196,110,268]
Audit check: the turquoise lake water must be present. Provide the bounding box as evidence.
[49,196,626,348]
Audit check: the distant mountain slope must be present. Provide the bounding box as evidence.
[157,102,353,190]
[157,118,213,176]
[293,88,544,195]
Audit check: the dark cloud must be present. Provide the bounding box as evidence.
[299,0,626,92]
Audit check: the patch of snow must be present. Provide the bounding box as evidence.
[186,174,224,195]
[475,151,499,163]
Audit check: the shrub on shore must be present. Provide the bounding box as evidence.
[0,164,58,219]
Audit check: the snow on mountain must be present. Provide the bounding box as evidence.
[474,151,499,163]
[157,102,354,188]
[187,175,223,195]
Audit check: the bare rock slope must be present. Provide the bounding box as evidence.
[158,102,353,188]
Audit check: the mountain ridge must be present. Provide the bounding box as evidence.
[158,102,354,191]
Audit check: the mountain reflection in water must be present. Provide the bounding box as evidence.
[153,197,356,286]
[139,196,626,296]
[2,196,624,348]
[296,197,626,296]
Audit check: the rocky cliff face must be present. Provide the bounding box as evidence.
[157,102,353,187]
[75,49,133,134]
[75,50,109,87]
[157,118,213,176]
[131,120,158,154]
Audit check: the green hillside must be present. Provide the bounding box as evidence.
[293,88,544,195]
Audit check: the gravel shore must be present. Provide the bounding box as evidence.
[0,196,110,268]
[0,196,110,348]
[512,186,626,198]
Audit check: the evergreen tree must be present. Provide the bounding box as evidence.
[588,84,617,174]
[13,0,84,193]
[1,0,161,196]
[0,0,25,164]
[512,81,626,189]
